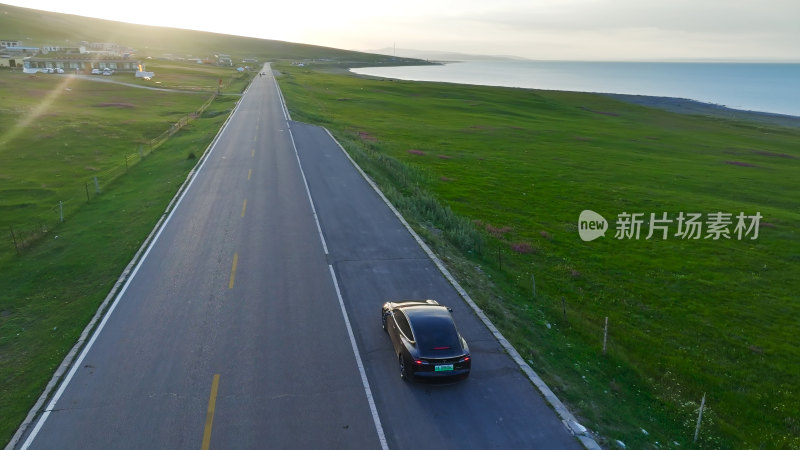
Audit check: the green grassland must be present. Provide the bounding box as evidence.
[125,60,255,91]
[276,65,800,448]
[0,67,241,260]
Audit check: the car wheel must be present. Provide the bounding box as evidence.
[399,354,411,381]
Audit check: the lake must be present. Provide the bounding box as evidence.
[351,61,800,117]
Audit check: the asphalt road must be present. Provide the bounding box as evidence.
[19,66,580,449]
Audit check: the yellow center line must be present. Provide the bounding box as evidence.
[241,199,247,217]
[248,169,252,180]
[228,253,238,289]
[201,374,221,450]
[251,149,255,157]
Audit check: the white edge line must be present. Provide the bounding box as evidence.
[286,127,328,255]
[272,72,328,256]
[328,265,389,450]
[12,81,250,450]
[271,67,291,122]
[320,128,602,449]
[273,74,387,450]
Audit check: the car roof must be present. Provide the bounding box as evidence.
[402,306,462,351]
[390,299,440,309]
[402,304,451,322]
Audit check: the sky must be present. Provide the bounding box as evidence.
[4,0,800,61]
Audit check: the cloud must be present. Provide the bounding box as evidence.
[459,0,800,34]
[338,0,800,60]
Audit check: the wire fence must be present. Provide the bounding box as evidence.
[6,92,217,256]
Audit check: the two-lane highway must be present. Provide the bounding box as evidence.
[21,67,381,449]
[19,65,581,449]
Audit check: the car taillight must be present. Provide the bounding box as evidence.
[463,356,470,362]
[414,360,423,365]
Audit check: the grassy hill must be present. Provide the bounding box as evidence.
[0,3,420,65]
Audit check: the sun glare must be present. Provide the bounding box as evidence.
[0,75,77,152]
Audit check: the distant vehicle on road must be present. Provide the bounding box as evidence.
[382,300,471,381]
[91,68,101,75]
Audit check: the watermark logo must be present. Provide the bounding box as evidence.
[578,210,608,241]
[578,211,763,241]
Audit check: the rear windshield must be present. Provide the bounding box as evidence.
[411,315,461,350]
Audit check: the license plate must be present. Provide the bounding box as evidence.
[435,364,454,372]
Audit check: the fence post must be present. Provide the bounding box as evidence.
[498,246,502,271]
[85,182,90,202]
[603,316,608,354]
[59,201,64,223]
[694,393,706,442]
[93,176,100,194]
[10,225,20,255]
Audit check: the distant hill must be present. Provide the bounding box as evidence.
[368,47,529,62]
[0,3,422,65]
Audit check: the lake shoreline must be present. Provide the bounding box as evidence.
[606,93,800,128]
[348,62,800,128]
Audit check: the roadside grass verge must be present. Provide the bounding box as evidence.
[0,80,239,444]
[276,64,800,448]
